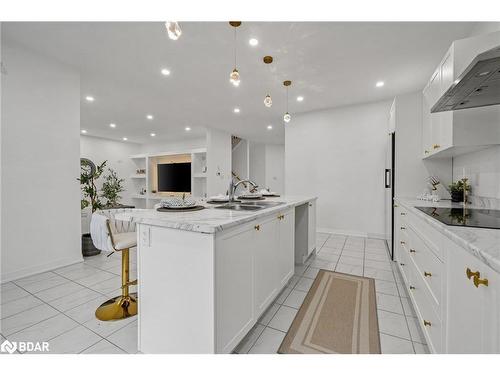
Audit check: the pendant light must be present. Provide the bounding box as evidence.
[165,22,182,40]
[283,80,292,123]
[263,56,274,107]
[229,21,241,87]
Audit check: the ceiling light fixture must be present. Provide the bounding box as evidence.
[122,137,128,141]
[249,38,259,46]
[165,22,182,40]
[229,21,242,87]
[267,125,273,130]
[109,123,116,128]
[297,96,304,102]
[263,56,274,108]
[81,129,87,134]
[283,80,292,123]
[146,114,154,120]
[161,68,171,76]
[376,81,385,88]
[233,108,240,114]
[85,96,94,102]
[150,133,156,137]
[185,127,191,131]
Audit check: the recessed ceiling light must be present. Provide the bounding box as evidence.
[267,125,273,130]
[85,96,94,102]
[296,96,304,102]
[376,81,385,88]
[122,137,128,141]
[185,127,191,131]
[161,68,171,76]
[146,114,154,120]
[81,129,87,134]
[249,38,258,46]
[150,133,156,137]
[233,108,240,113]
[109,123,116,128]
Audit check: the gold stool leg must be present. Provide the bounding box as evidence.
[95,248,138,321]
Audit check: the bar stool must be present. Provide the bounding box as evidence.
[90,210,138,321]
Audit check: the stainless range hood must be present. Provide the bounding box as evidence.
[431,46,500,113]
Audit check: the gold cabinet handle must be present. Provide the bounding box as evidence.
[424,150,430,154]
[433,144,441,149]
[400,226,406,230]
[409,249,416,253]
[281,214,285,219]
[466,268,480,280]
[400,263,405,266]
[423,320,432,327]
[254,224,260,231]
[400,241,406,245]
[473,276,489,288]
[394,204,399,208]
[409,285,416,290]
[424,271,432,277]
[401,212,406,216]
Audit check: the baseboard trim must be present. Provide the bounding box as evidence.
[1,255,84,284]
[317,227,387,240]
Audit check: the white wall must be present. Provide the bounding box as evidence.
[285,100,392,237]
[232,139,249,181]
[206,128,231,196]
[265,144,285,194]
[1,42,82,282]
[140,137,206,154]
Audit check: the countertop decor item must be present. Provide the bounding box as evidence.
[157,205,205,213]
[449,179,471,203]
[160,195,196,208]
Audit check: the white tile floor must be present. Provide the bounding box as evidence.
[0,233,429,354]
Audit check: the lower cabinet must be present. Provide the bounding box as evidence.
[215,207,295,353]
[395,202,500,353]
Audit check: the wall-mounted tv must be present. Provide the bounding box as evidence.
[157,162,191,192]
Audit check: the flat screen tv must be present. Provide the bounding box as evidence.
[157,162,191,192]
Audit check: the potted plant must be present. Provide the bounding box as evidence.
[78,158,107,256]
[448,179,470,203]
[101,168,125,208]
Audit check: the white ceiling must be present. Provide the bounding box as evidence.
[3,21,477,144]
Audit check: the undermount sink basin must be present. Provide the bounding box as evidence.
[214,201,285,211]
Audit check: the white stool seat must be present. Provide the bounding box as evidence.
[113,232,137,251]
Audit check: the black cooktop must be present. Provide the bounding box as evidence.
[415,206,500,230]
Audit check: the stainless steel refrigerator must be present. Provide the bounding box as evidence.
[384,132,395,260]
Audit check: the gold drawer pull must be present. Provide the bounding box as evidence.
[409,249,416,253]
[409,285,416,290]
[424,271,432,277]
[466,268,480,280]
[424,150,430,154]
[400,226,406,230]
[400,263,405,266]
[401,212,406,216]
[394,204,399,208]
[473,276,489,288]
[400,241,406,245]
[423,320,432,327]
[254,225,260,231]
[433,144,441,149]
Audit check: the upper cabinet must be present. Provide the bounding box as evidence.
[422,31,500,159]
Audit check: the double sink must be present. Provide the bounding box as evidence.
[215,200,285,211]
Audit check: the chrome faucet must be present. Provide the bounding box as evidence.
[228,178,258,202]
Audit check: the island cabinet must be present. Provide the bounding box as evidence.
[137,205,297,354]
[215,207,295,353]
[394,202,500,353]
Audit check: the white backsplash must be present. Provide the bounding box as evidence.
[453,145,500,209]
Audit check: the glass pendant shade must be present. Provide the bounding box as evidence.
[230,69,240,86]
[165,22,182,40]
[283,112,291,123]
[264,94,273,107]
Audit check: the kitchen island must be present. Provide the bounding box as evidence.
[116,196,317,354]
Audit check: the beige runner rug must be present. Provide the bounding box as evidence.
[278,270,381,354]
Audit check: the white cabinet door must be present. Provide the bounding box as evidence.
[215,224,256,353]
[422,84,432,157]
[438,49,454,152]
[254,215,280,317]
[277,209,295,288]
[446,241,499,353]
[428,68,441,154]
[307,200,316,256]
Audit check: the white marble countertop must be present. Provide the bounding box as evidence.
[395,197,500,274]
[115,196,317,234]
